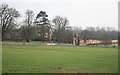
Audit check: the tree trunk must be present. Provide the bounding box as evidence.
[2,29,4,41]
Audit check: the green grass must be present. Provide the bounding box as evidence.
[2,44,118,73]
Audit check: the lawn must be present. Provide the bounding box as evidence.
[2,43,118,73]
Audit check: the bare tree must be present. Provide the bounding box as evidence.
[52,16,69,43]
[53,16,69,29]
[23,9,34,42]
[0,4,20,41]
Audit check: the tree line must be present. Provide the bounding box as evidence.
[0,4,118,43]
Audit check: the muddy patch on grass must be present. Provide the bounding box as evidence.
[61,67,93,73]
[47,66,93,73]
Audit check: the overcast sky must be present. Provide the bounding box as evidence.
[0,0,119,29]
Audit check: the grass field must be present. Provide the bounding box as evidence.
[2,43,118,73]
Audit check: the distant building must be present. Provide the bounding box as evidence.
[44,26,52,42]
[80,39,118,45]
[73,33,118,45]
[73,33,80,45]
